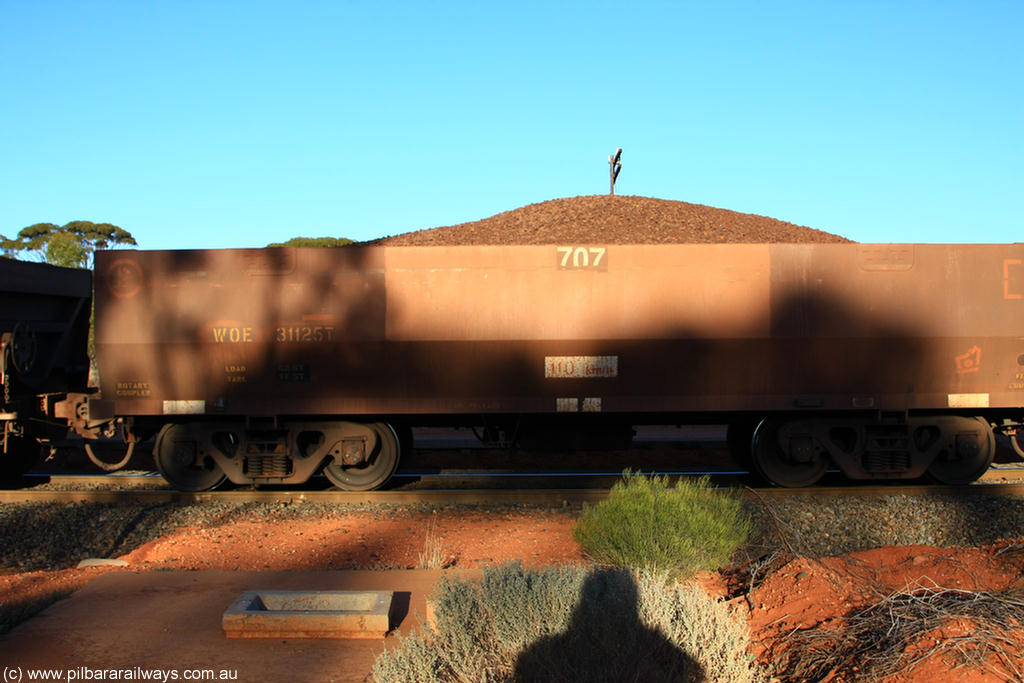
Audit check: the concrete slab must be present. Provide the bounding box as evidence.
[222,590,393,639]
[0,569,481,683]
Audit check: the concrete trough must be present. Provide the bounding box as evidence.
[222,590,393,639]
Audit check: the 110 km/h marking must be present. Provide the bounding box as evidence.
[545,355,618,378]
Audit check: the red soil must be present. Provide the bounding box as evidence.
[3,508,1021,683]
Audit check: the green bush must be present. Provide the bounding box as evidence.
[371,562,765,683]
[265,236,354,248]
[573,471,750,577]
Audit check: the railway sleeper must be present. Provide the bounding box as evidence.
[749,414,995,487]
[153,420,401,492]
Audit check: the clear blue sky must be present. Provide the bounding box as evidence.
[1,1,1021,250]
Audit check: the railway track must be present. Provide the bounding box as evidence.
[6,476,1024,506]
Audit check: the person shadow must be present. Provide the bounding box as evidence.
[512,568,703,683]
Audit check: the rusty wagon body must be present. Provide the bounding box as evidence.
[84,243,1024,490]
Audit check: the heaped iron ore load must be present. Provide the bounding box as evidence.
[91,239,1024,491]
[368,195,852,246]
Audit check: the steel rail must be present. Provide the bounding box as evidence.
[20,461,1024,489]
[4,481,1024,506]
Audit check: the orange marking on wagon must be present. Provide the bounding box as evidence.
[955,346,981,374]
[1004,259,1023,299]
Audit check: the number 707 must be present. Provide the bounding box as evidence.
[557,246,606,269]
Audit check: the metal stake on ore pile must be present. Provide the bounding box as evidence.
[609,148,622,195]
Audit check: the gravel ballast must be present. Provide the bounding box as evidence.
[743,493,1024,558]
[2,494,1023,572]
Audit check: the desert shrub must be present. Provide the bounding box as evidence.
[573,471,750,577]
[636,571,764,683]
[374,563,584,683]
[371,562,766,683]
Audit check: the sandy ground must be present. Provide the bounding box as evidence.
[2,506,1023,682]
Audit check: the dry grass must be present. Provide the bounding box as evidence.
[770,581,1024,682]
[416,518,451,569]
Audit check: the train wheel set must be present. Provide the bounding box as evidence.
[152,420,402,492]
[735,414,997,488]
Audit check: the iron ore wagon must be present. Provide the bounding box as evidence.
[72,242,1024,490]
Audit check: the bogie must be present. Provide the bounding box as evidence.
[745,414,997,487]
[153,420,403,492]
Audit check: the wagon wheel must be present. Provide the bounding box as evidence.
[752,419,828,487]
[322,422,400,491]
[925,416,995,485]
[0,435,42,481]
[154,423,227,491]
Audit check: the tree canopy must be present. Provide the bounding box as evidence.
[266,237,354,248]
[1,221,137,269]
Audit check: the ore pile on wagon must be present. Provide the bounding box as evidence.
[368,195,851,245]
[2,196,1023,491]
